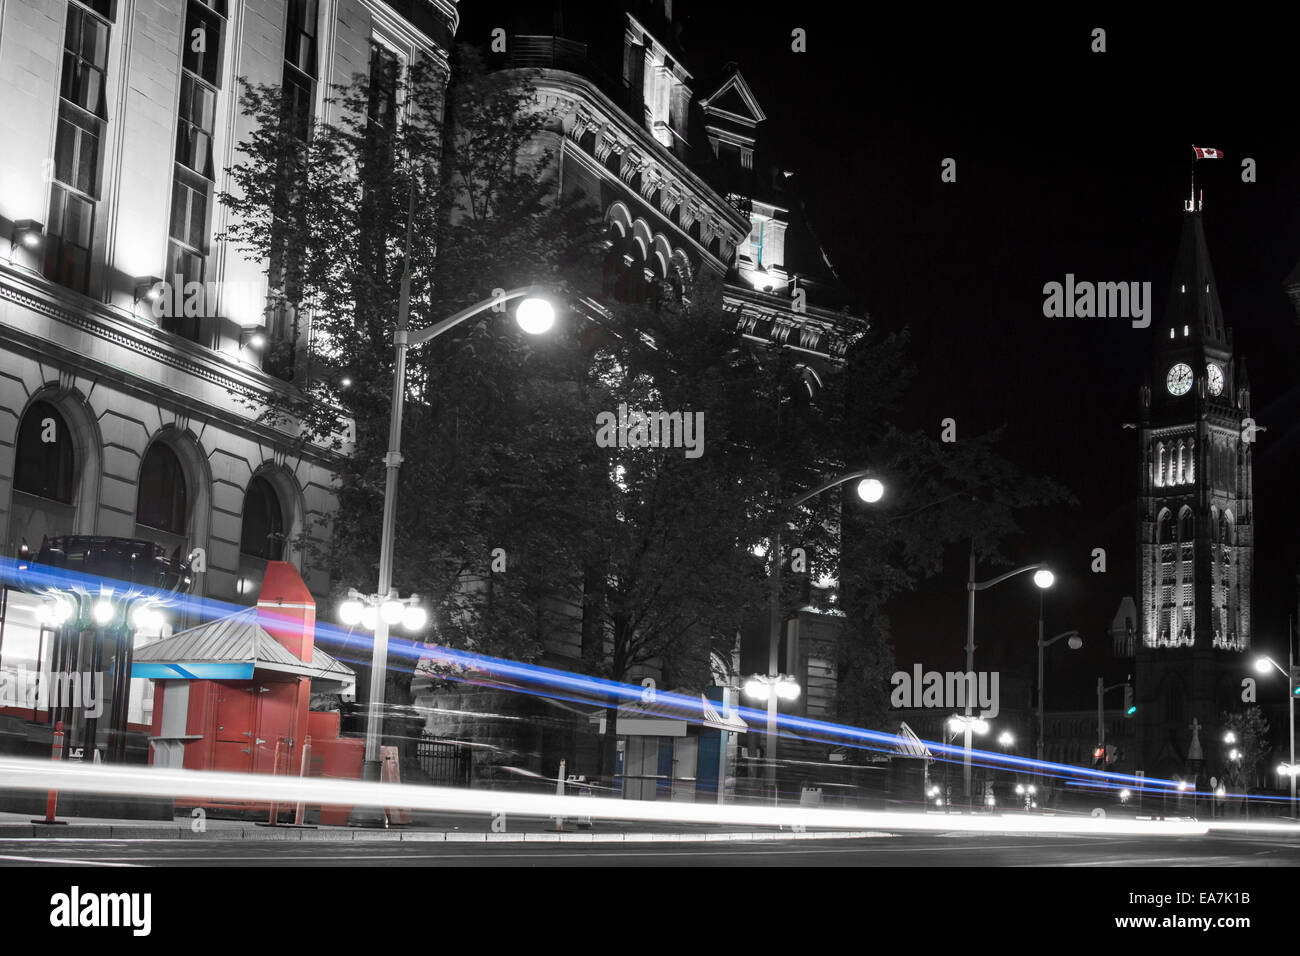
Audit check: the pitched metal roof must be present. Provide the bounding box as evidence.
[132,608,354,684]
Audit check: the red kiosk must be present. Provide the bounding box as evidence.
[134,562,365,820]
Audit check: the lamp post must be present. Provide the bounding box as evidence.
[964,558,1054,801]
[742,674,800,805]
[1037,620,1081,770]
[352,272,557,824]
[1255,646,1297,817]
[759,470,884,805]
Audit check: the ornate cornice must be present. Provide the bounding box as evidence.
[519,70,751,267]
[0,268,344,463]
[723,284,869,365]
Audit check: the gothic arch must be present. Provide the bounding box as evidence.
[1156,508,1172,544]
[1177,506,1194,542]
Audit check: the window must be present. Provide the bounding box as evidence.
[239,476,285,561]
[181,0,223,86]
[285,0,319,77]
[164,1,223,343]
[14,402,75,504]
[44,187,95,293]
[136,443,188,535]
[45,1,112,294]
[367,42,400,133]
[176,74,216,178]
[60,5,109,117]
[54,106,102,195]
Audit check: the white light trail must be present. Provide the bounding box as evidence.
[0,757,1210,838]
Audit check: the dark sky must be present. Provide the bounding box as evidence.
[477,4,1300,707]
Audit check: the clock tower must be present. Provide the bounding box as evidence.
[1134,202,1253,780]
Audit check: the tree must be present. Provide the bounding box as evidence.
[831,330,1076,731]
[1221,706,1270,801]
[573,271,809,774]
[218,46,605,699]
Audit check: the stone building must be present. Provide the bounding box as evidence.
[410,1,869,792]
[0,0,457,753]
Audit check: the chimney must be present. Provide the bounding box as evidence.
[257,561,315,663]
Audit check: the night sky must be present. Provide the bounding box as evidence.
[477,4,1300,708]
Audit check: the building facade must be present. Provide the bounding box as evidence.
[0,0,457,751]
[409,2,869,792]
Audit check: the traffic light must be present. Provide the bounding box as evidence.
[1093,745,1106,767]
[1124,684,1136,716]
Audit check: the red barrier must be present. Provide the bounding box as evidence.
[268,739,283,824]
[294,735,312,826]
[42,721,64,824]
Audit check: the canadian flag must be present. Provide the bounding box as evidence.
[1192,146,1224,160]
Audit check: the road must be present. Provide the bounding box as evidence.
[2,831,1297,866]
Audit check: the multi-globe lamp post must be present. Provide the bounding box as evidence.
[747,471,885,805]
[32,588,170,762]
[349,270,559,825]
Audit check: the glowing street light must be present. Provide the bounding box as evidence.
[514,296,556,335]
[338,588,427,635]
[91,599,115,626]
[1254,649,1297,818]
[354,274,561,824]
[856,477,885,504]
[966,559,1054,800]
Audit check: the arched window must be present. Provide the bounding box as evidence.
[240,476,285,561]
[1155,443,1165,487]
[1157,510,1172,544]
[14,401,74,503]
[1178,508,1194,542]
[136,442,188,535]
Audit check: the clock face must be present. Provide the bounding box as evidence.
[1166,363,1193,396]
[1207,363,1225,396]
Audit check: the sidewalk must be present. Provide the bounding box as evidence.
[0,809,889,844]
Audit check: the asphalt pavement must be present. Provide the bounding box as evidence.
[2,830,1297,866]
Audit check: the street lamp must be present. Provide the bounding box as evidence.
[1037,624,1081,772]
[964,557,1053,800]
[1255,650,1297,819]
[352,271,559,826]
[760,468,886,805]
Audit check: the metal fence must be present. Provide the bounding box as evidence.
[416,733,472,787]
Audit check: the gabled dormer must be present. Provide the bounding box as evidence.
[699,66,766,171]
